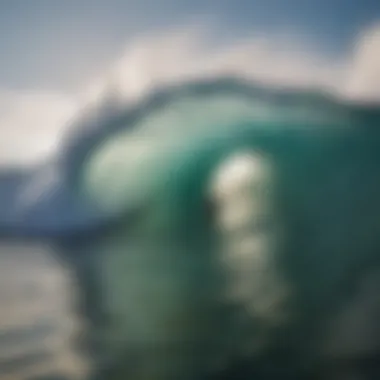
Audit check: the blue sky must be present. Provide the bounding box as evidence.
[1,0,379,92]
[0,0,379,166]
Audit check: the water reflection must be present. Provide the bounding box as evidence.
[0,243,88,380]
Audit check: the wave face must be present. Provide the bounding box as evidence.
[70,78,380,379]
[1,77,380,380]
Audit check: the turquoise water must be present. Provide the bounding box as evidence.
[1,78,380,379]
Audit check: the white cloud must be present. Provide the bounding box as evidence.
[83,27,343,105]
[1,22,379,167]
[0,90,76,167]
[344,24,380,103]
[82,22,380,107]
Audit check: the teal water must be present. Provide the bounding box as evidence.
[1,78,380,379]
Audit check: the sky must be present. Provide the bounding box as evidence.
[0,0,380,166]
